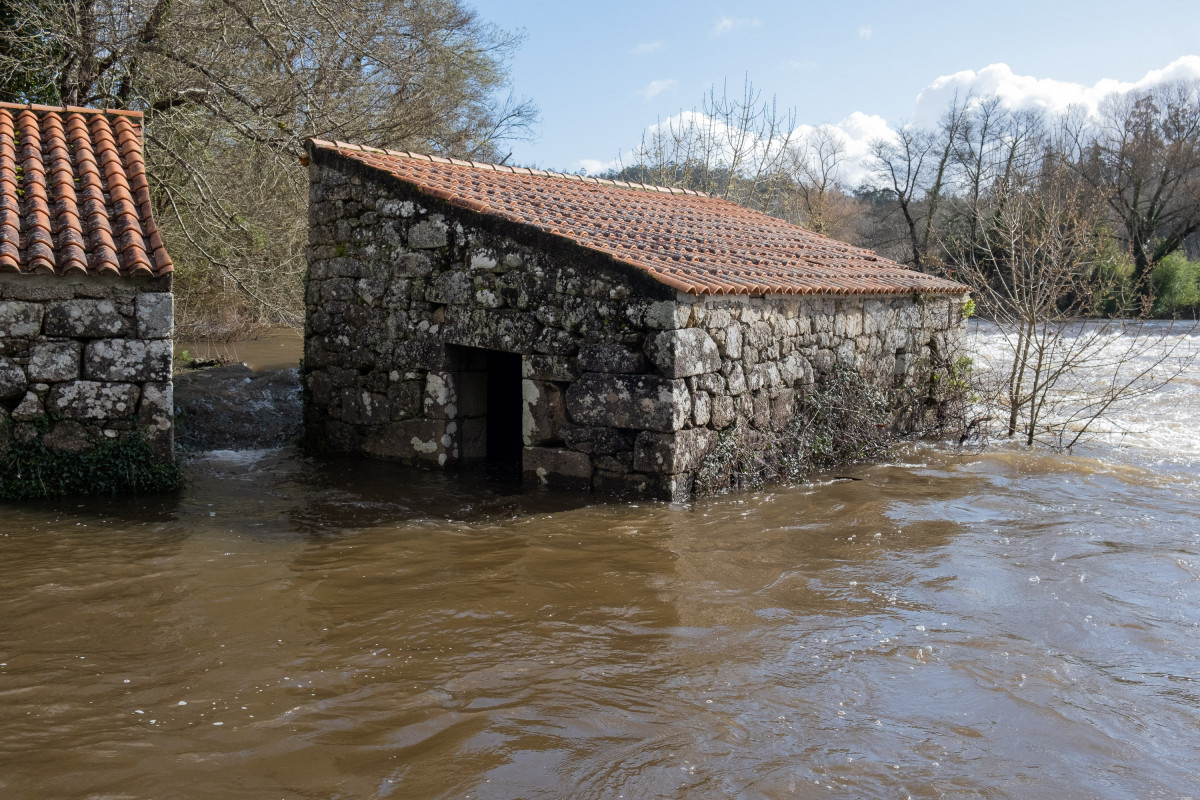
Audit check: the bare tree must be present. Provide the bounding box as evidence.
[1067,81,1200,297]
[950,96,1009,247]
[864,96,970,271]
[0,0,538,331]
[619,77,796,212]
[952,116,1193,447]
[783,125,852,236]
[867,126,942,269]
[610,73,1199,449]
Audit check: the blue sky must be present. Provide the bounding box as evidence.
[468,0,1200,176]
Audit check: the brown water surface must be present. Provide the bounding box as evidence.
[2,444,1199,798]
[175,328,303,371]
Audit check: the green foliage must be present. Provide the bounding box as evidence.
[1090,250,1140,316]
[3,0,537,333]
[932,355,975,397]
[961,298,975,318]
[0,422,182,500]
[1150,251,1200,318]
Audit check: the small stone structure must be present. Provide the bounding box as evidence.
[0,103,176,495]
[303,140,969,500]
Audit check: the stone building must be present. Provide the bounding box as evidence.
[0,102,175,496]
[302,139,969,500]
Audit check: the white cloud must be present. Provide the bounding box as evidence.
[858,27,872,40]
[820,57,1200,183]
[631,40,665,55]
[577,157,621,175]
[791,112,896,187]
[588,109,894,188]
[712,16,762,37]
[638,79,678,100]
[643,110,770,164]
[581,57,1200,188]
[912,55,1200,127]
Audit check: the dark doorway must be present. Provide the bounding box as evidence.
[451,345,523,481]
[485,350,523,474]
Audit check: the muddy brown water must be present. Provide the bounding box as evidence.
[175,329,305,372]
[2,327,1199,798]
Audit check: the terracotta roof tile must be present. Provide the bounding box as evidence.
[307,139,967,297]
[0,101,173,278]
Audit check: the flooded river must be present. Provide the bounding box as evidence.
[2,326,1200,798]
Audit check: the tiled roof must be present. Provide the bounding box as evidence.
[0,102,173,278]
[307,139,967,297]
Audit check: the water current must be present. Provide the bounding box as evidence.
[2,324,1199,799]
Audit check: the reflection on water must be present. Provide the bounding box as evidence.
[2,444,1199,799]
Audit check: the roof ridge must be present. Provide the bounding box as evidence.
[307,138,711,198]
[0,101,143,119]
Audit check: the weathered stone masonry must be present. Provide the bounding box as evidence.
[0,274,174,461]
[303,150,967,501]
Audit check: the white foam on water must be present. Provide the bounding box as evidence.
[968,320,1200,468]
[193,448,279,466]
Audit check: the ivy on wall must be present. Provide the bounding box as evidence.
[0,419,181,499]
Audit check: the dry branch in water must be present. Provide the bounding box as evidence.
[942,109,1198,448]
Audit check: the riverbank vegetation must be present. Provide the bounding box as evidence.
[3,9,1196,333]
[0,420,181,499]
[4,8,1197,451]
[693,369,894,494]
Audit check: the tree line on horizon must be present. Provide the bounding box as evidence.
[604,77,1200,321]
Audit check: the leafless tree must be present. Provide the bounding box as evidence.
[0,0,537,332]
[867,127,936,269]
[620,77,796,211]
[611,73,1200,449]
[951,116,1193,447]
[1065,81,1200,297]
[863,95,972,271]
[782,125,855,237]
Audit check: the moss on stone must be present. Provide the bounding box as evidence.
[0,418,181,499]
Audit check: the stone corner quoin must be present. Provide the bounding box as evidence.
[0,273,176,476]
[302,159,968,502]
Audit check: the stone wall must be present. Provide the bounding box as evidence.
[0,274,174,478]
[304,156,967,501]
